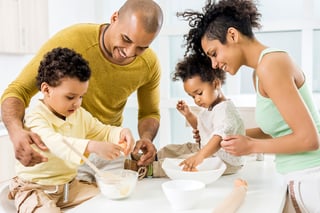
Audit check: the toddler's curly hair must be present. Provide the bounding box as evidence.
[172,54,226,85]
[36,47,91,90]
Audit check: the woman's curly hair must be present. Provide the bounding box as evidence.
[177,0,261,57]
[172,53,226,85]
[36,47,91,90]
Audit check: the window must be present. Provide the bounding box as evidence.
[313,30,320,93]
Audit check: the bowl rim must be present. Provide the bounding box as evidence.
[162,157,227,172]
[162,179,206,191]
[164,165,226,174]
[162,157,227,184]
[95,169,139,178]
[95,169,139,199]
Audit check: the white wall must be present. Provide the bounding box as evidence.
[0,0,128,100]
[0,54,34,99]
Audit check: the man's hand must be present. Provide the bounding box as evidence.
[132,138,157,166]
[2,97,48,166]
[11,129,48,166]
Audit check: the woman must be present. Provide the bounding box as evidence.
[178,0,320,212]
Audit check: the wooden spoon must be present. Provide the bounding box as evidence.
[62,139,119,181]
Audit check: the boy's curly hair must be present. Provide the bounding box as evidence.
[36,47,91,90]
[177,0,261,57]
[172,54,226,85]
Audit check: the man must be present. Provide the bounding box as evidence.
[1,0,163,182]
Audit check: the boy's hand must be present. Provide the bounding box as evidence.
[90,142,122,160]
[119,128,135,156]
[119,140,128,155]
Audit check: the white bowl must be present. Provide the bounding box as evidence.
[95,169,138,200]
[162,157,226,185]
[162,179,205,210]
[0,183,15,213]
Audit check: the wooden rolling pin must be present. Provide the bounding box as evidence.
[213,179,248,213]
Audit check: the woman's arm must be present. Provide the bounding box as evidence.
[223,53,319,156]
[253,52,319,153]
[245,128,271,139]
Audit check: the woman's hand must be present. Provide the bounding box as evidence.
[221,135,254,156]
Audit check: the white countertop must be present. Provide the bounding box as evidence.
[69,155,287,213]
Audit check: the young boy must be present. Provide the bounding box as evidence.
[8,47,135,212]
